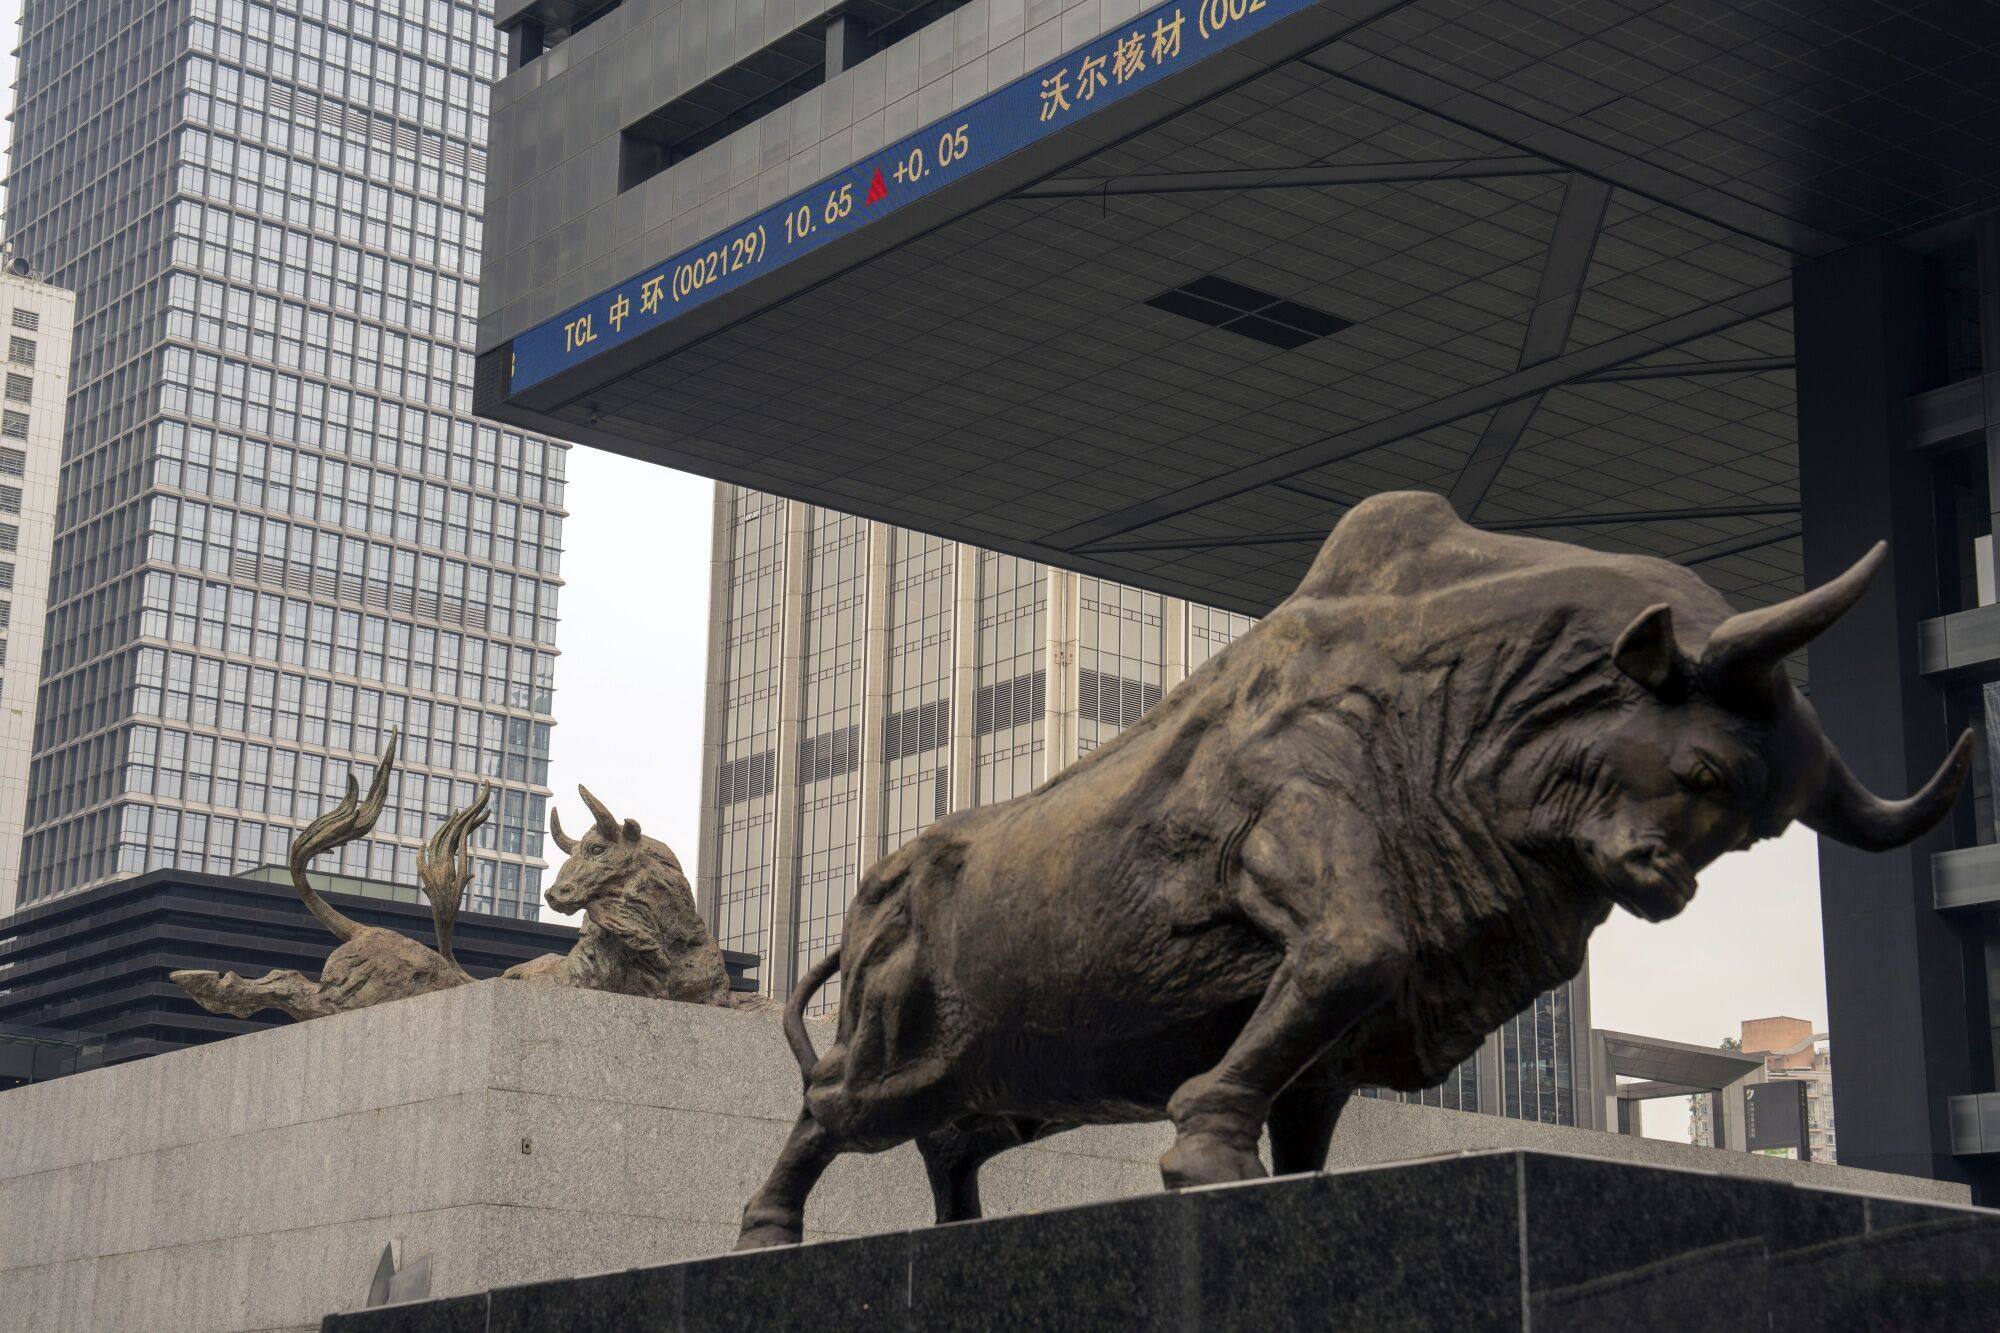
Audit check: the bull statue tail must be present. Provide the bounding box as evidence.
[784,947,840,1084]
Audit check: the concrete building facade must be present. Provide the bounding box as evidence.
[0,263,72,917]
[2,0,568,916]
[699,482,1594,1126]
[1690,1017,1836,1164]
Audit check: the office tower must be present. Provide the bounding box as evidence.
[1,0,564,915]
[0,259,73,916]
[698,483,1592,1126]
[697,485,1251,1004]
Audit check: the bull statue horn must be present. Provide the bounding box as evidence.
[550,806,576,854]
[579,785,620,838]
[1803,730,1974,851]
[1699,543,1886,706]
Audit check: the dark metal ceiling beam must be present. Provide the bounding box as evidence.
[1044,278,1794,552]
[1307,54,1847,258]
[1446,175,1612,519]
[1579,356,1795,384]
[1678,528,1801,568]
[1484,503,1800,531]
[1082,502,1802,555]
[1013,156,1561,201]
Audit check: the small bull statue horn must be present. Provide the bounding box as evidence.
[580,785,621,838]
[549,787,639,854]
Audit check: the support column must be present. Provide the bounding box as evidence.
[762,500,812,999]
[949,545,980,811]
[855,522,892,876]
[1980,218,2000,557]
[1795,240,1978,1189]
[1476,1030,1503,1121]
[1163,597,1188,694]
[1044,567,1080,780]
[694,483,735,933]
[1567,967,1594,1131]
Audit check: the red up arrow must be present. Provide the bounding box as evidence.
[864,168,889,206]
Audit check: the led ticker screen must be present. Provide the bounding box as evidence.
[509,0,1320,393]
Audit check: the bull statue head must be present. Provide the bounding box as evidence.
[545,785,649,914]
[1529,542,1972,923]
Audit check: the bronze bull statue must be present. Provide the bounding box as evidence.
[737,493,1971,1248]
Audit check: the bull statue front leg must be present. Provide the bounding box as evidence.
[1161,787,1404,1189]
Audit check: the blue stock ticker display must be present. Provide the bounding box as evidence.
[508,0,1320,393]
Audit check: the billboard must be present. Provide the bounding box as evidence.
[1744,1080,1811,1160]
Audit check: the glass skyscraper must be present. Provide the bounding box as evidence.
[2,0,564,915]
[700,483,1592,1127]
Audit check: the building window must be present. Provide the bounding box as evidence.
[1,411,25,440]
[0,484,18,513]
[0,523,16,552]
[0,448,23,476]
[10,309,37,332]
[8,337,34,367]
[3,373,28,403]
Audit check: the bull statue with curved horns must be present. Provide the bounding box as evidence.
[172,730,493,1021]
[504,786,761,1009]
[737,492,1972,1249]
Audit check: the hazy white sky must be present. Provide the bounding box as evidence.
[0,0,1830,1141]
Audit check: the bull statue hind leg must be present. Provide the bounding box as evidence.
[739,932,995,1247]
[915,1115,1052,1223]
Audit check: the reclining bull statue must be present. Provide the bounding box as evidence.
[737,492,1972,1249]
[503,787,758,1008]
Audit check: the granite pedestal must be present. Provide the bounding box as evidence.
[0,982,1970,1332]
[324,1150,2000,1332]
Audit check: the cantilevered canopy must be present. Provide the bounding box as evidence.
[479,0,2000,622]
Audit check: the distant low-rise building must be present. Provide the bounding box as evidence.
[1690,1017,1834,1163]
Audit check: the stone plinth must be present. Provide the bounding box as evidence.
[0,982,1971,1333]
[322,1150,2000,1332]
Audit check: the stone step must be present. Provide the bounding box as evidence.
[322,1148,2000,1332]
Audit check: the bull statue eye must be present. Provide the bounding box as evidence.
[1682,761,1722,794]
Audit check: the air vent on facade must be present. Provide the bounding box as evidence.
[1078,669,1163,728]
[883,699,949,760]
[718,749,775,805]
[973,670,1047,736]
[797,724,861,784]
[1144,276,1352,350]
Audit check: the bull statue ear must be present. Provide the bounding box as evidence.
[623,818,642,841]
[1613,604,1693,699]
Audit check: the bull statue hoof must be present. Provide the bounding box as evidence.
[725,492,1973,1240]
[734,1218,804,1252]
[1160,1131,1266,1190]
